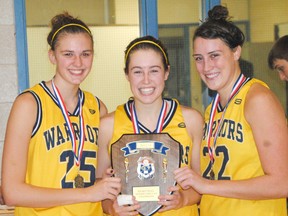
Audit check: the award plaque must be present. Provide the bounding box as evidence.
[111,133,181,216]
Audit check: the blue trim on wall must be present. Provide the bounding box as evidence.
[139,0,158,38]
[202,0,221,19]
[14,0,29,93]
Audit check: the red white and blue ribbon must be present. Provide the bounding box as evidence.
[52,80,85,166]
[207,74,247,164]
[130,100,168,134]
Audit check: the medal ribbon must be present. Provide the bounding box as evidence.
[52,80,85,166]
[130,100,168,134]
[207,74,247,164]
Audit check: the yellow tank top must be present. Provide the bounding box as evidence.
[15,82,103,216]
[200,78,287,216]
[110,98,199,216]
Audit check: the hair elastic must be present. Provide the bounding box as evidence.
[51,23,92,44]
[125,40,168,64]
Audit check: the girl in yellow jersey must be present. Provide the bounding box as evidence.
[174,5,288,216]
[97,35,203,216]
[2,12,121,216]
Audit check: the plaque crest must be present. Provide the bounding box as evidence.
[137,156,155,180]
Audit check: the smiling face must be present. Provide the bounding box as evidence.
[126,49,169,105]
[49,32,94,86]
[193,37,241,96]
[273,59,288,82]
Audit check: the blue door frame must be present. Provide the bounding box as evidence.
[14,0,29,93]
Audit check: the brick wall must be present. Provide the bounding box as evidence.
[0,0,18,176]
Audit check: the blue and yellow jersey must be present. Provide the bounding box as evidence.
[200,78,287,216]
[110,98,199,216]
[15,81,103,216]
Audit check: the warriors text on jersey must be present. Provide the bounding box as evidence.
[15,82,103,216]
[200,78,287,216]
[110,98,199,216]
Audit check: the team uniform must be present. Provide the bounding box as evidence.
[200,78,287,216]
[15,81,102,216]
[109,98,199,216]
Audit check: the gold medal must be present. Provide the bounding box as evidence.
[209,169,215,180]
[74,174,85,188]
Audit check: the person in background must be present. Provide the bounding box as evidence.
[268,35,288,82]
[268,35,288,115]
[97,35,203,216]
[1,12,121,216]
[174,5,288,216]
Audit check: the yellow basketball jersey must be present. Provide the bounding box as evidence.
[110,98,199,216]
[15,82,103,216]
[200,78,287,216]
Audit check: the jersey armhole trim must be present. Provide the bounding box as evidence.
[95,96,100,112]
[21,90,42,137]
